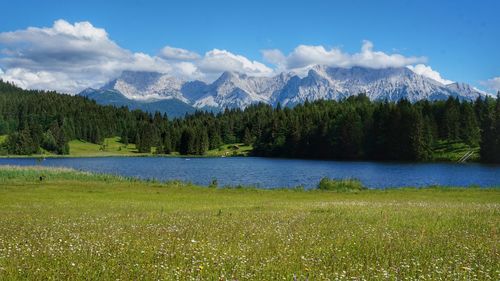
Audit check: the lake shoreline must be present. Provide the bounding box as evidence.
[0,163,500,191]
[0,164,498,191]
[0,153,486,164]
[0,137,482,162]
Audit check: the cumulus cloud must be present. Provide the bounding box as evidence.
[480,77,500,92]
[0,67,84,93]
[160,46,200,61]
[407,64,454,85]
[261,49,287,70]
[0,20,276,93]
[262,40,426,73]
[0,19,179,93]
[172,61,198,76]
[0,20,460,94]
[198,49,273,77]
[0,19,127,70]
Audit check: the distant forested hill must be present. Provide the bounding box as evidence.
[1,80,499,163]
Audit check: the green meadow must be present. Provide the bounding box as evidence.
[0,166,498,280]
[0,136,252,158]
[0,135,478,162]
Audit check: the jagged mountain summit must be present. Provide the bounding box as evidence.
[193,71,294,109]
[79,66,487,116]
[99,70,188,102]
[276,65,486,106]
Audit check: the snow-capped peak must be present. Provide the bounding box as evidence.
[101,70,187,102]
[82,66,489,112]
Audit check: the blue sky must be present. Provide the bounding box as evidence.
[0,0,499,93]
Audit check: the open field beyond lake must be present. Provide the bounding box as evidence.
[0,166,498,280]
[0,136,253,158]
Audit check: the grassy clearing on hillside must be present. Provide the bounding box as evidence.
[0,135,251,158]
[68,139,251,157]
[205,143,253,157]
[68,137,149,157]
[0,135,482,162]
[0,166,498,280]
[0,136,147,157]
[431,140,479,162]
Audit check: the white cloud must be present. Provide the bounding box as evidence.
[480,77,500,92]
[0,20,277,93]
[160,46,200,61]
[198,49,273,77]
[0,19,127,68]
[0,67,83,93]
[173,61,197,75]
[262,49,286,69]
[0,20,461,95]
[0,19,177,93]
[262,40,427,73]
[407,64,454,85]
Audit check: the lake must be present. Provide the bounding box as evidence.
[0,157,499,188]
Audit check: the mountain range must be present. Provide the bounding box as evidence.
[79,65,488,117]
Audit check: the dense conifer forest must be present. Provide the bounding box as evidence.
[0,80,499,163]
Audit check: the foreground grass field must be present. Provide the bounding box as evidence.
[0,166,498,280]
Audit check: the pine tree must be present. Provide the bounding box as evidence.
[197,129,209,154]
[332,108,363,159]
[479,106,496,162]
[179,128,195,155]
[6,129,38,155]
[135,132,141,152]
[242,127,254,146]
[41,131,57,152]
[409,109,431,161]
[442,98,461,140]
[120,129,129,146]
[459,102,480,146]
[492,93,500,162]
[162,132,172,154]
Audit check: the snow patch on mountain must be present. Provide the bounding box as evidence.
[101,71,188,102]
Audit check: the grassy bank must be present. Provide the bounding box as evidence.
[67,137,145,156]
[0,135,479,162]
[0,166,498,280]
[431,140,479,162]
[204,143,253,157]
[0,135,252,158]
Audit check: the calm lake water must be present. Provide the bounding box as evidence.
[1,157,499,188]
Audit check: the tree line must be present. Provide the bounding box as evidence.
[0,80,499,163]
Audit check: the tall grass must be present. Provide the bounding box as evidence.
[0,166,498,280]
[317,177,366,191]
